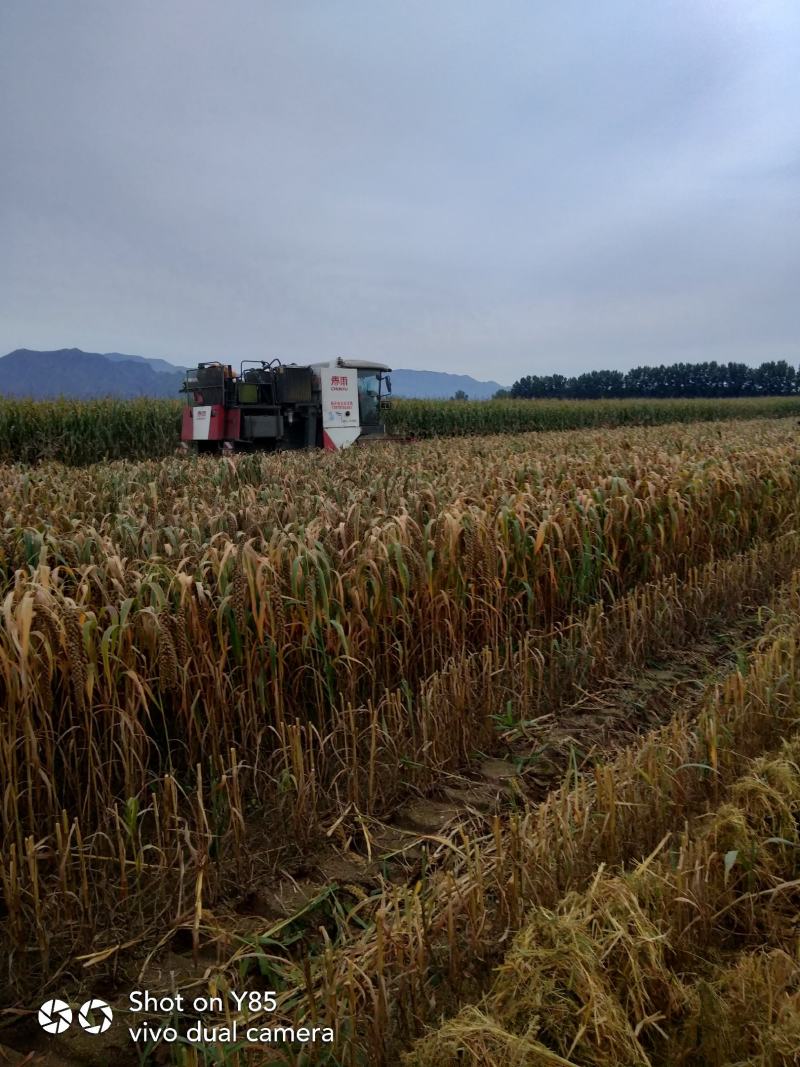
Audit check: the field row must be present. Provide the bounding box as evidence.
[2,425,799,847]
[3,515,800,1011]
[2,394,800,463]
[53,542,794,1066]
[263,565,800,1065]
[408,735,800,1066]
[2,417,796,557]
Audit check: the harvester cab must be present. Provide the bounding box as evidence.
[180,357,392,453]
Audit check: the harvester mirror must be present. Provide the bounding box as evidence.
[385,376,392,393]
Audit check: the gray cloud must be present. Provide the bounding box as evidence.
[1,0,798,381]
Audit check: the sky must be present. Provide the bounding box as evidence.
[1,1,798,384]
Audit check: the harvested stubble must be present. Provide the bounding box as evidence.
[1,419,800,1017]
[405,736,800,1066]
[672,948,800,1066]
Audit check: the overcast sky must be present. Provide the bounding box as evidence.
[1,1,798,383]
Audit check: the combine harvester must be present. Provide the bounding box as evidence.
[180,357,392,452]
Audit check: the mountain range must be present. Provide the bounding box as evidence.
[0,349,505,400]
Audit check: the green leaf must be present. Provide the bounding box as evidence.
[723,849,738,882]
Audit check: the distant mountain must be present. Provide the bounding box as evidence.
[0,349,507,401]
[103,352,190,375]
[388,369,505,400]
[0,349,185,399]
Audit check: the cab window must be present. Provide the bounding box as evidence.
[357,372,381,425]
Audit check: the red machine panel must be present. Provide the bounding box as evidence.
[224,407,241,440]
[182,404,226,441]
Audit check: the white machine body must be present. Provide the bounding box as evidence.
[313,359,389,450]
[192,406,212,440]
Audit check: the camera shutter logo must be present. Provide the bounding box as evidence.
[78,998,113,1034]
[38,999,73,1035]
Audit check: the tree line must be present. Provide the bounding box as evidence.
[502,360,799,400]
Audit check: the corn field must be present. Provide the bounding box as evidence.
[3,394,800,464]
[386,393,800,437]
[0,396,182,464]
[2,415,800,1065]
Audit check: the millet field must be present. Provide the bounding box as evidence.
[1,399,799,1065]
